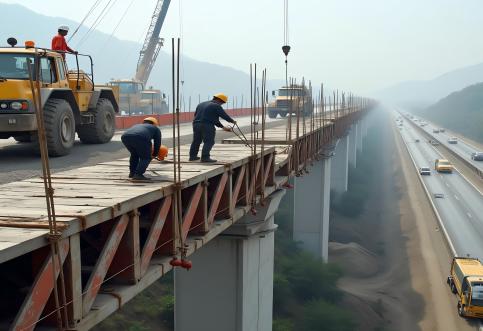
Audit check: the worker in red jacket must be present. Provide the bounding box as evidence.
[51,25,77,58]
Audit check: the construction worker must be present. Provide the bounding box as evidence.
[51,26,77,58]
[189,93,236,163]
[121,117,161,180]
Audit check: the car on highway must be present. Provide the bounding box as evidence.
[429,139,440,146]
[448,137,458,144]
[435,159,453,173]
[433,193,444,198]
[433,129,440,133]
[415,139,420,143]
[419,167,431,175]
[439,128,446,132]
[471,152,483,161]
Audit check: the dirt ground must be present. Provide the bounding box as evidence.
[329,109,478,331]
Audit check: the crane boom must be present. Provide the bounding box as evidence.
[135,0,171,86]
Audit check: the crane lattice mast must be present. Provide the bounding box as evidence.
[135,0,171,86]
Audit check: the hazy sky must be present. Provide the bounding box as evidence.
[2,0,483,93]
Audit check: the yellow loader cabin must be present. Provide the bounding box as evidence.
[0,38,119,156]
[447,257,483,318]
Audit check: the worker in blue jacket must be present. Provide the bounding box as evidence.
[121,117,161,180]
[189,94,236,163]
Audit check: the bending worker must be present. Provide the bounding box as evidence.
[51,25,77,57]
[121,117,161,181]
[189,94,236,163]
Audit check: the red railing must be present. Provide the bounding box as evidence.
[115,108,255,130]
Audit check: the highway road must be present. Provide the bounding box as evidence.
[0,115,283,185]
[404,114,483,174]
[396,116,483,262]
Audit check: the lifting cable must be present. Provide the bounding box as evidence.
[27,52,69,330]
[68,0,103,42]
[76,0,119,48]
[97,0,137,54]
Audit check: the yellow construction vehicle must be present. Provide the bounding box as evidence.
[0,38,119,156]
[447,257,483,318]
[267,84,313,119]
[108,0,171,116]
[435,159,453,173]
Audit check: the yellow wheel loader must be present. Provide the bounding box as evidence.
[0,38,119,156]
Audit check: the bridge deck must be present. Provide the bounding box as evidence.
[0,107,367,331]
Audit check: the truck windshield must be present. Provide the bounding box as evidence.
[471,283,483,307]
[0,54,34,79]
[278,89,304,97]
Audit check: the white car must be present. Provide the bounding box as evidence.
[419,167,431,175]
[448,137,458,144]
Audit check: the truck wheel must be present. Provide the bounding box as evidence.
[40,99,75,156]
[268,111,278,119]
[450,283,457,294]
[78,98,116,144]
[14,135,32,143]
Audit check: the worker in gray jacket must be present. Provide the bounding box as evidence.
[189,93,236,163]
[121,117,161,180]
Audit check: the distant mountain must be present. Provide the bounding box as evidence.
[373,62,483,108]
[0,3,284,110]
[418,83,483,144]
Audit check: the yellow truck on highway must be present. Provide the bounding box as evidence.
[447,257,483,318]
[435,159,453,173]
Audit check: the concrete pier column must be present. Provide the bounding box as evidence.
[356,122,363,152]
[293,147,333,261]
[330,135,349,193]
[348,125,357,167]
[175,190,285,331]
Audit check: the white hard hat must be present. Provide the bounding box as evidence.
[58,25,69,32]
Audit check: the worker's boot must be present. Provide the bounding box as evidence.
[129,173,134,178]
[201,158,217,163]
[132,174,151,181]
[189,156,200,161]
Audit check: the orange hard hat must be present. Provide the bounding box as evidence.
[144,117,159,126]
[152,145,169,160]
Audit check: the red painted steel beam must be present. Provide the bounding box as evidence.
[181,183,203,241]
[140,196,172,275]
[263,153,274,187]
[12,239,70,331]
[82,214,129,316]
[232,165,246,207]
[207,172,229,225]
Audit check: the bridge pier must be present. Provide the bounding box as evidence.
[330,135,349,193]
[348,124,357,167]
[356,122,363,152]
[293,147,334,261]
[174,190,285,331]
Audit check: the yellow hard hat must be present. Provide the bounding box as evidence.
[143,117,159,126]
[213,93,228,103]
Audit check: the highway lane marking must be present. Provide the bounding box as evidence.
[454,195,459,201]
[467,213,473,219]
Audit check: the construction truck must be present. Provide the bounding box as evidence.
[0,38,119,156]
[108,79,168,115]
[435,159,453,173]
[447,257,483,318]
[110,0,171,116]
[267,84,313,119]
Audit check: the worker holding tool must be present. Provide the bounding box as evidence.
[121,117,161,181]
[189,94,236,163]
[51,26,77,58]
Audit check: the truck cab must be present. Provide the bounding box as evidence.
[267,85,313,119]
[448,257,483,318]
